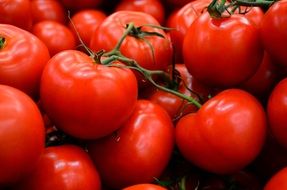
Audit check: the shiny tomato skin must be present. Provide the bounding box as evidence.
[264,167,287,190]
[90,11,173,72]
[40,50,138,139]
[115,0,165,24]
[31,0,66,24]
[183,12,263,88]
[123,184,167,190]
[166,0,210,62]
[32,20,76,56]
[15,145,101,190]
[69,9,106,46]
[0,0,32,31]
[260,0,287,67]
[176,89,266,174]
[0,24,50,99]
[87,100,174,189]
[267,78,287,149]
[239,51,279,99]
[0,85,45,185]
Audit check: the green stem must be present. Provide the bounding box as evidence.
[102,23,202,109]
[109,55,202,109]
[0,37,5,49]
[104,23,135,57]
[234,0,274,7]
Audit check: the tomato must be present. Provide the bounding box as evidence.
[123,184,167,190]
[32,20,76,56]
[166,0,210,62]
[87,100,174,189]
[69,9,106,47]
[0,0,32,31]
[14,145,101,190]
[0,24,50,99]
[176,89,266,174]
[40,50,138,139]
[89,11,173,77]
[31,0,66,24]
[0,85,45,185]
[183,12,263,88]
[115,0,165,24]
[260,0,287,67]
[264,167,287,190]
[267,78,287,149]
[239,51,280,100]
[60,0,102,12]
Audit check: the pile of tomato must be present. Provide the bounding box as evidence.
[1,0,287,189]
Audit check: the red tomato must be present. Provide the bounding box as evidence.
[0,24,50,99]
[32,20,76,56]
[69,9,106,47]
[40,50,138,139]
[166,0,210,62]
[260,0,287,67]
[264,167,287,190]
[31,0,66,24]
[267,78,287,149]
[90,11,173,75]
[123,184,167,190]
[0,0,32,31]
[0,85,45,185]
[15,145,101,190]
[87,100,174,189]
[176,89,266,174]
[115,0,165,24]
[60,0,102,12]
[239,51,280,100]
[183,12,264,88]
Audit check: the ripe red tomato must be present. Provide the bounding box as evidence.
[264,167,287,190]
[87,100,174,189]
[15,145,101,190]
[40,50,138,139]
[267,78,287,149]
[30,0,67,24]
[166,0,210,62]
[260,0,287,67]
[239,51,280,100]
[90,11,173,73]
[32,20,76,56]
[123,184,167,190]
[0,24,50,99]
[176,89,267,174]
[0,0,32,31]
[183,12,264,88]
[69,9,106,47]
[0,85,45,185]
[115,0,165,24]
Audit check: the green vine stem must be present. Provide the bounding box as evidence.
[0,37,5,49]
[101,23,202,109]
[207,0,276,18]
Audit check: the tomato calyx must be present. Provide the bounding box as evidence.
[0,37,5,49]
[207,0,275,18]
